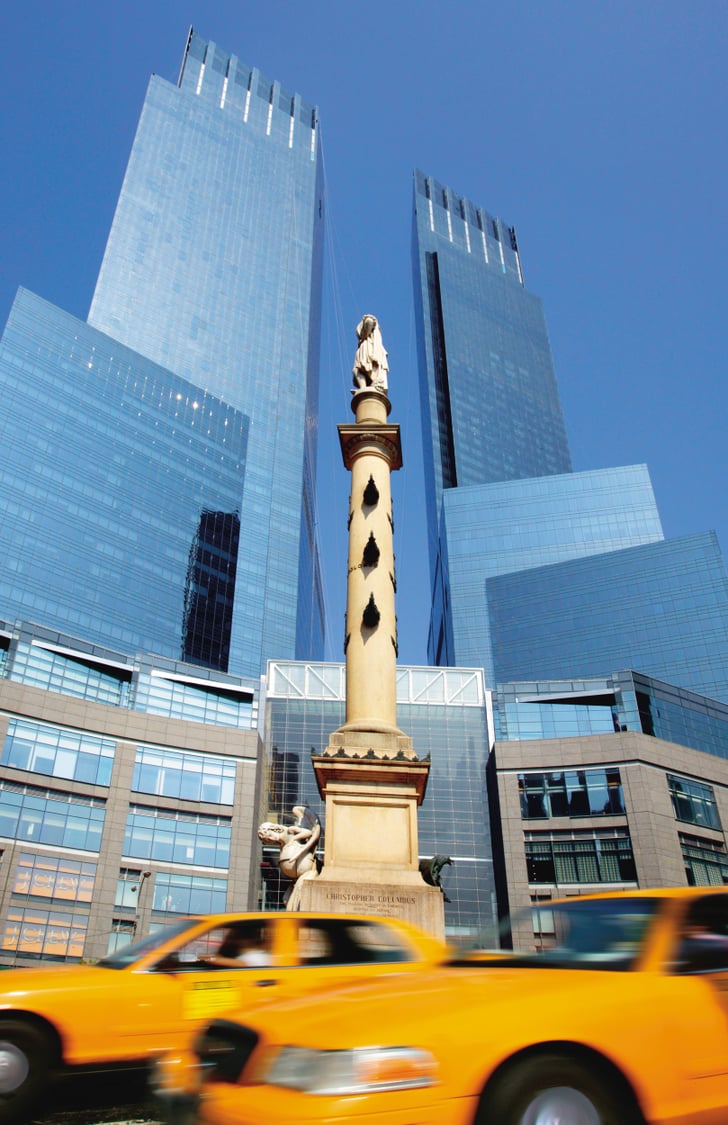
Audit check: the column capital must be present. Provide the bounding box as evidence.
[338,423,403,471]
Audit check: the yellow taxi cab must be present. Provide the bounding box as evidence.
[159,888,728,1125]
[0,911,446,1122]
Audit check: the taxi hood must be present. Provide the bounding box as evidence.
[215,960,630,1049]
[0,961,121,1000]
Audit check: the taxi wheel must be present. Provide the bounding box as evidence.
[0,1021,52,1123]
[477,1053,644,1125]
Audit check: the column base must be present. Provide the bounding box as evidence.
[297,877,445,940]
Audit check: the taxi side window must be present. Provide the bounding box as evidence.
[204,922,273,968]
[298,921,411,966]
[676,895,728,974]
[155,923,272,971]
[153,927,227,971]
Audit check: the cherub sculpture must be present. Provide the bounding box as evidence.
[258,806,321,911]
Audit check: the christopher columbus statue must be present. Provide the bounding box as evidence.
[352,315,389,394]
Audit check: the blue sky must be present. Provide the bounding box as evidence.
[2,1,726,668]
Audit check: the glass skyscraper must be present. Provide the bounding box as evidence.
[488,531,728,700]
[0,290,248,662]
[0,30,325,677]
[434,464,664,674]
[89,29,325,676]
[412,170,728,702]
[412,170,572,576]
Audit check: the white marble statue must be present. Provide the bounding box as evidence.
[352,314,389,393]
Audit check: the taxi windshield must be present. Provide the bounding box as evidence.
[514,897,659,969]
[97,918,201,969]
[458,897,660,971]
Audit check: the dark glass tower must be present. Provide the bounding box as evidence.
[412,169,571,521]
[412,171,728,701]
[182,509,241,670]
[0,30,325,677]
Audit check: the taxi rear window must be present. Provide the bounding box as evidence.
[297,921,412,966]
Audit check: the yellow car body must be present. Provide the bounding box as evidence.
[0,911,446,1122]
[172,888,728,1125]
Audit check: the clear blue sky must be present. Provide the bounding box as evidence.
[2,1,726,668]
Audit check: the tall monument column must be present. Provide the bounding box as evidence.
[341,386,401,735]
[298,317,445,937]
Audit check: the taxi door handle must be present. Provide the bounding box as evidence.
[254,978,279,987]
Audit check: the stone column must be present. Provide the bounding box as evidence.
[299,373,445,938]
[340,389,402,734]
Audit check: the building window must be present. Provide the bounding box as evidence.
[132,746,236,805]
[680,833,728,886]
[11,643,130,707]
[518,769,625,819]
[13,853,96,903]
[525,830,637,885]
[0,782,105,852]
[136,676,253,729]
[152,872,227,914]
[123,805,231,869]
[668,774,721,831]
[1,907,88,961]
[115,868,144,910]
[2,719,115,786]
[107,920,135,955]
[530,893,555,938]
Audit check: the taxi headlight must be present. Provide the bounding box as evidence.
[263,1045,438,1095]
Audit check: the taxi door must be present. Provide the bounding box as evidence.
[177,916,420,1019]
[178,917,298,1025]
[666,893,728,1119]
[113,918,294,1054]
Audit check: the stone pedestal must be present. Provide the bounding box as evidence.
[308,731,445,939]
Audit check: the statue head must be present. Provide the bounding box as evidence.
[356,314,377,342]
[258,821,290,847]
